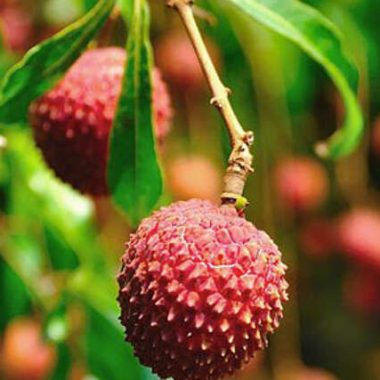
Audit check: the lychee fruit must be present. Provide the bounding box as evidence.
[0,318,56,380]
[299,219,336,260]
[155,31,220,92]
[166,154,222,202]
[343,268,380,316]
[0,5,33,52]
[118,199,288,380]
[337,209,380,272]
[274,157,328,212]
[29,47,172,195]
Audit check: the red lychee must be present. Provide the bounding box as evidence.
[166,155,222,202]
[118,199,288,380]
[343,268,380,316]
[29,47,172,195]
[337,209,380,272]
[299,219,336,260]
[0,5,33,52]
[0,318,56,380]
[274,157,328,212]
[155,31,220,92]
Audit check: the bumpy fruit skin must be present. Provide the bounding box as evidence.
[0,318,56,380]
[166,155,222,202]
[338,209,380,272]
[156,31,220,92]
[118,199,288,380]
[29,47,172,195]
[274,157,328,212]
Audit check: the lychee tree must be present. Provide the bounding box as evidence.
[0,0,365,379]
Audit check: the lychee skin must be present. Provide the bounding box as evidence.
[338,209,380,272]
[118,199,288,380]
[274,157,328,212]
[29,47,172,195]
[0,318,56,380]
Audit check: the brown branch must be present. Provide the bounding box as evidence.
[167,0,254,205]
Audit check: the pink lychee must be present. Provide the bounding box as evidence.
[118,199,288,380]
[0,5,33,52]
[343,268,380,316]
[155,31,220,92]
[337,209,380,272]
[29,47,173,195]
[0,318,56,380]
[166,155,222,202]
[299,219,336,260]
[274,157,328,212]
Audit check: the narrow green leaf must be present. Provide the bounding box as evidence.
[0,0,115,124]
[223,0,364,158]
[85,305,144,380]
[108,0,162,227]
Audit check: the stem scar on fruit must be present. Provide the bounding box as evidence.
[167,0,254,208]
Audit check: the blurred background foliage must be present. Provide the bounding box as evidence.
[0,0,380,379]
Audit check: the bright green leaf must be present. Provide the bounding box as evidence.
[0,0,115,124]
[108,0,162,227]
[223,0,364,158]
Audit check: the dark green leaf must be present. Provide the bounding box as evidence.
[108,0,162,226]
[223,0,364,158]
[0,0,115,124]
[84,305,144,380]
[44,225,80,271]
[0,257,31,331]
[49,344,71,380]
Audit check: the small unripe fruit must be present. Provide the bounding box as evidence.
[118,199,288,380]
[0,318,56,380]
[166,155,222,202]
[274,157,328,212]
[343,269,380,316]
[337,209,380,271]
[155,31,220,92]
[29,47,172,195]
[0,5,33,52]
[299,219,335,260]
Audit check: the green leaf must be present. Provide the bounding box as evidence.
[118,0,133,23]
[84,305,144,380]
[223,0,364,158]
[0,257,31,331]
[0,0,116,124]
[108,0,162,227]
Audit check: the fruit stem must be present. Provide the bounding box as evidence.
[167,0,254,205]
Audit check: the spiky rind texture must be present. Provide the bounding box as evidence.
[29,47,172,195]
[118,200,288,380]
